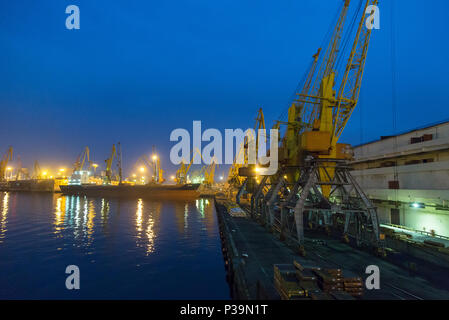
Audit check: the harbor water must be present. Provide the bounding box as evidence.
[0,192,230,299]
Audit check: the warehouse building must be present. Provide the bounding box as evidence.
[351,120,449,237]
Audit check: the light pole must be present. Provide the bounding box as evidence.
[92,163,98,175]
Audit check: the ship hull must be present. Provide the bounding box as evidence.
[0,179,55,192]
[59,183,201,199]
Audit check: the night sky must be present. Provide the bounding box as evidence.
[0,0,448,177]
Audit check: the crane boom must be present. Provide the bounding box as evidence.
[282,0,377,158]
[274,0,378,198]
[301,0,351,129]
[175,148,201,184]
[73,146,90,173]
[332,0,379,141]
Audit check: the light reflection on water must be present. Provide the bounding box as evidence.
[0,192,8,243]
[0,192,228,299]
[135,198,157,255]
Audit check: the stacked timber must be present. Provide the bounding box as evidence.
[273,264,307,300]
[315,268,363,298]
[342,275,364,297]
[295,268,322,298]
[274,261,363,300]
[315,269,344,292]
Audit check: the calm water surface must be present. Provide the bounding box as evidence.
[0,192,229,299]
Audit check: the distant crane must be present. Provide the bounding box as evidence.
[175,148,201,184]
[227,144,243,184]
[104,144,117,184]
[103,143,123,184]
[228,108,267,203]
[73,146,91,173]
[154,156,164,183]
[201,157,218,186]
[0,146,13,181]
[228,108,266,185]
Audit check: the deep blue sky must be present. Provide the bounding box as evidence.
[0,0,448,177]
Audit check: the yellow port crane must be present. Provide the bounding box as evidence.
[228,108,266,184]
[175,148,201,184]
[227,142,245,187]
[205,161,217,186]
[73,146,91,173]
[155,156,165,183]
[0,146,13,181]
[201,157,218,186]
[229,108,267,203]
[281,0,378,192]
[249,0,383,254]
[104,144,117,184]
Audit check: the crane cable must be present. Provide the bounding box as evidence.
[275,1,344,125]
[391,0,400,207]
[335,0,364,82]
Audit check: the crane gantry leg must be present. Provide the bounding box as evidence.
[235,179,247,205]
[252,158,384,254]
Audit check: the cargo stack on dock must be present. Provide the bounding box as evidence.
[273,263,363,300]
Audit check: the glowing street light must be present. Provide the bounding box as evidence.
[139,167,145,173]
[410,202,425,209]
[152,154,158,161]
[6,167,13,180]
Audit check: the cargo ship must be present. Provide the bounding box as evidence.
[59,183,201,199]
[0,179,55,192]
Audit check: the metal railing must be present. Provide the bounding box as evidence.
[381,223,449,241]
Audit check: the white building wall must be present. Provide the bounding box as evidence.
[353,161,449,194]
[351,121,449,237]
[375,203,449,237]
[353,122,449,162]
